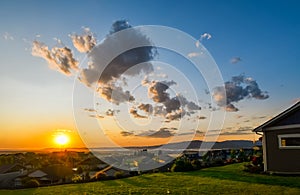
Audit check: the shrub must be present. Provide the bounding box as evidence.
[95,172,107,180]
[24,179,40,188]
[114,171,125,178]
[72,174,83,183]
[171,157,194,172]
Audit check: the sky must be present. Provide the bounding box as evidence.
[0,0,300,149]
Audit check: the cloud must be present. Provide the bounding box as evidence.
[138,128,175,138]
[187,52,201,58]
[225,103,239,112]
[32,41,78,75]
[70,27,96,53]
[84,108,96,112]
[3,32,14,41]
[195,33,212,48]
[197,116,207,120]
[97,83,135,105]
[230,57,242,64]
[105,109,117,116]
[79,20,156,86]
[213,74,269,112]
[145,80,200,120]
[148,80,176,103]
[120,131,134,137]
[200,33,212,40]
[138,103,153,114]
[130,107,147,119]
[77,20,157,105]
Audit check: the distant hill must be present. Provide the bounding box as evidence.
[124,140,255,150]
[165,140,254,150]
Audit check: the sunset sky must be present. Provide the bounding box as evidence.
[1,0,300,149]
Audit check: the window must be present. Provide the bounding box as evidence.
[278,134,300,149]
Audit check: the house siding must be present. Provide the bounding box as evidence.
[265,128,300,173]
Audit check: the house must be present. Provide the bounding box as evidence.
[253,101,300,174]
[0,164,27,189]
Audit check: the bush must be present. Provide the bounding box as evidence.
[24,179,40,188]
[72,174,83,183]
[171,157,194,172]
[95,172,107,180]
[114,171,125,178]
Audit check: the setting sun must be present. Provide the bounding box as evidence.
[55,134,69,146]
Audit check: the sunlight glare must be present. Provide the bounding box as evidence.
[55,134,69,146]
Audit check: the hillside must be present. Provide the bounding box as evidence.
[1,163,299,195]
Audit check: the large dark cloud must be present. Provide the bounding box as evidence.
[213,74,269,111]
[77,20,157,104]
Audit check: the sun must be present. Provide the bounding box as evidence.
[55,134,69,146]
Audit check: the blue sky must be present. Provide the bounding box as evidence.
[0,0,300,148]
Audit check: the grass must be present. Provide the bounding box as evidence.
[1,163,300,194]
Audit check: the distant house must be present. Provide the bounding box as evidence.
[0,164,27,189]
[253,101,300,174]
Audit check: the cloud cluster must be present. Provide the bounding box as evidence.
[70,27,96,53]
[138,103,153,114]
[32,41,78,75]
[32,20,201,122]
[130,107,147,119]
[213,74,269,111]
[97,83,135,105]
[143,80,201,120]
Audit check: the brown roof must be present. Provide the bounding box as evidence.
[253,101,300,132]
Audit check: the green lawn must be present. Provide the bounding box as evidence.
[1,163,300,195]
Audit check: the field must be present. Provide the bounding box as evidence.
[1,163,300,195]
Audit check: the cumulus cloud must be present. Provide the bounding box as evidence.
[79,20,156,87]
[148,80,176,103]
[70,27,96,53]
[76,20,157,105]
[230,57,242,64]
[138,103,153,114]
[130,107,147,119]
[97,83,135,105]
[145,80,200,120]
[213,74,269,112]
[32,41,78,75]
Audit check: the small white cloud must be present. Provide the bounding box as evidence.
[195,40,200,48]
[3,32,14,41]
[188,52,201,58]
[200,33,212,41]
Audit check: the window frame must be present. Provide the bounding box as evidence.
[278,134,300,149]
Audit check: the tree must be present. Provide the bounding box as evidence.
[171,157,193,172]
